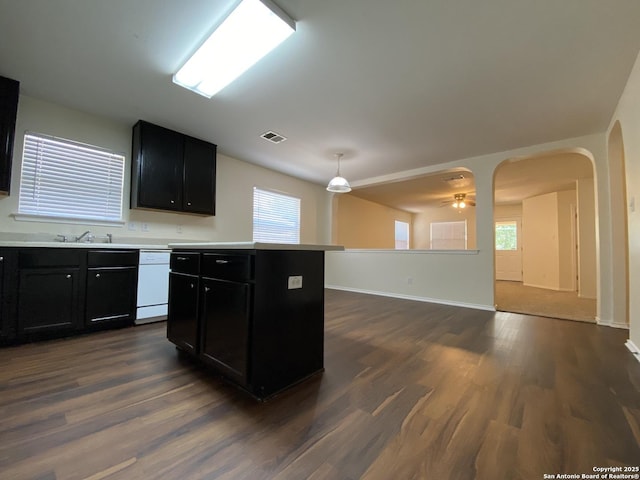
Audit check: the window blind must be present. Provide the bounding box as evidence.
[18,133,125,222]
[430,220,467,249]
[253,187,300,244]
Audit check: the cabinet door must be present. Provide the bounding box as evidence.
[200,278,250,383]
[0,252,5,338]
[18,268,80,334]
[86,267,137,326]
[183,137,216,215]
[134,121,184,211]
[0,75,19,194]
[167,272,199,354]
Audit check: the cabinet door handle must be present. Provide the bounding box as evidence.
[176,256,188,261]
[170,200,175,204]
[204,286,210,292]
[96,273,101,278]
[190,283,194,289]
[66,274,72,279]
[0,256,3,261]
[215,259,229,264]
[187,202,192,206]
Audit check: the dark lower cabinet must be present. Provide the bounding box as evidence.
[86,267,137,327]
[0,250,9,340]
[200,277,250,384]
[0,247,140,346]
[167,272,199,354]
[18,268,81,334]
[85,249,138,328]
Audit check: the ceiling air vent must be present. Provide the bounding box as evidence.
[260,130,287,144]
[442,174,467,188]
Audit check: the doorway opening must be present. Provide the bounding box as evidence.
[493,150,597,322]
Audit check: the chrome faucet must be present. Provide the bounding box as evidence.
[75,230,94,243]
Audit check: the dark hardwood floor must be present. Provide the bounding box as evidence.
[1,289,639,479]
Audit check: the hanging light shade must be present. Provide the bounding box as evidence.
[327,153,351,193]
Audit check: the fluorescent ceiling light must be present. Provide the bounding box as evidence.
[173,0,295,97]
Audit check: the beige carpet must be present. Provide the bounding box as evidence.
[495,280,596,323]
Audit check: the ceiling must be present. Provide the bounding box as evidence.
[349,152,594,212]
[0,0,639,189]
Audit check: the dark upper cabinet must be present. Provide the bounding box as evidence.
[0,75,19,194]
[183,137,217,214]
[131,120,216,215]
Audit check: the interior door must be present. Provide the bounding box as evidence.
[495,218,522,281]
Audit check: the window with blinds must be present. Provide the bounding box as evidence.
[253,187,300,244]
[430,220,467,249]
[18,132,125,222]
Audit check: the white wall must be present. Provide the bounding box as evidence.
[327,133,610,315]
[608,49,640,342]
[557,190,577,291]
[577,178,597,299]
[522,192,560,290]
[0,95,329,244]
[332,193,412,248]
[495,204,522,218]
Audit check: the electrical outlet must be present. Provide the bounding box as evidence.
[127,221,137,231]
[288,275,303,290]
[407,277,413,285]
[141,223,149,232]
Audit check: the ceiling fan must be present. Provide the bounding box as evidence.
[440,193,476,209]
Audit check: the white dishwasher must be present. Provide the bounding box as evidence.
[136,250,171,324]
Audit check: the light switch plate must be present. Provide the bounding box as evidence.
[288,275,303,289]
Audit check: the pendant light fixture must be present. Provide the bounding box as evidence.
[326,153,351,193]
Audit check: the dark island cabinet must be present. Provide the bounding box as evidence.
[167,272,199,354]
[167,248,325,400]
[0,75,19,194]
[85,250,138,328]
[131,120,216,215]
[199,277,251,384]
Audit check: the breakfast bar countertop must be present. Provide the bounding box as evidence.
[167,242,344,251]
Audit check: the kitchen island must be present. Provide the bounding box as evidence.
[166,242,343,400]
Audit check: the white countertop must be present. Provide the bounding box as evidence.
[0,241,169,250]
[168,242,345,251]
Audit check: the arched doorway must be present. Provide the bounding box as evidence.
[608,121,630,327]
[492,150,598,322]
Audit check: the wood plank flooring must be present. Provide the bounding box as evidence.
[1,289,639,479]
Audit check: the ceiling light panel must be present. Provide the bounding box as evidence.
[173,0,295,98]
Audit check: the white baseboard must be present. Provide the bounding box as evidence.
[625,340,640,364]
[596,317,630,329]
[325,285,495,312]
[523,282,573,292]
